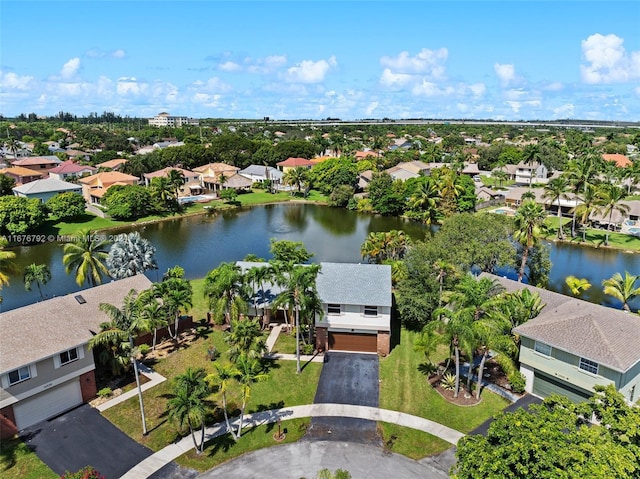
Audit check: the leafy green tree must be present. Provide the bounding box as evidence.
[103,184,154,220]
[366,172,405,216]
[602,271,639,312]
[269,238,313,264]
[23,263,51,300]
[308,157,358,194]
[452,386,640,479]
[45,192,86,219]
[235,355,269,438]
[315,469,352,479]
[406,176,440,224]
[149,176,178,211]
[219,188,238,202]
[0,173,16,196]
[62,229,111,287]
[167,367,210,454]
[224,318,267,362]
[327,185,354,207]
[204,262,246,324]
[107,232,157,279]
[0,195,47,235]
[283,166,309,194]
[274,140,317,161]
[88,289,151,435]
[513,200,547,282]
[360,230,410,264]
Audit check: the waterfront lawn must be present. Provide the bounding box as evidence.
[543,222,640,251]
[102,327,321,455]
[0,437,57,479]
[379,329,510,457]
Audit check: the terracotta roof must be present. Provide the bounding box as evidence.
[96,158,128,169]
[79,171,139,186]
[482,273,640,373]
[0,275,153,373]
[49,160,96,175]
[193,162,239,173]
[143,167,197,179]
[0,166,45,179]
[276,157,314,167]
[602,153,632,168]
[11,156,61,166]
[354,151,380,159]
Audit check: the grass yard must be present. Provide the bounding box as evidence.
[543,223,640,251]
[102,325,321,453]
[378,329,510,458]
[175,418,310,471]
[0,438,57,479]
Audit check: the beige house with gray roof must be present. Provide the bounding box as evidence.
[0,275,152,435]
[482,273,640,405]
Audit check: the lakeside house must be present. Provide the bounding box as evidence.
[48,160,96,181]
[78,171,140,204]
[0,165,44,185]
[95,158,128,171]
[193,162,240,193]
[276,157,314,173]
[10,156,62,174]
[142,166,199,188]
[12,177,83,202]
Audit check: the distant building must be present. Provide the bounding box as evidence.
[13,178,83,202]
[148,112,199,127]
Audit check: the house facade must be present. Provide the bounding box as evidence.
[483,273,640,405]
[48,160,96,181]
[11,156,62,174]
[314,262,392,355]
[514,161,549,185]
[12,177,83,202]
[78,171,139,204]
[0,275,153,436]
[239,165,284,186]
[0,166,44,185]
[148,112,199,127]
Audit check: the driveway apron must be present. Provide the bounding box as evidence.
[303,352,381,445]
[20,404,153,478]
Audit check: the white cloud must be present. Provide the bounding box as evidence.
[284,56,336,83]
[61,58,80,79]
[635,86,640,96]
[505,99,541,113]
[85,48,126,59]
[380,48,448,76]
[580,33,640,84]
[191,77,233,93]
[116,77,147,95]
[468,83,486,97]
[412,81,455,97]
[544,82,564,91]
[365,101,379,116]
[219,61,242,72]
[380,68,414,88]
[263,55,287,69]
[112,49,126,59]
[551,103,575,118]
[494,63,515,85]
[0,70,34,90]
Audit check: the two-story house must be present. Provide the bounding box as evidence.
[0,275,153,436]
[78,171,140,204]
[48,160,96,181]
[481,273,640,405]
[514,161,550,185]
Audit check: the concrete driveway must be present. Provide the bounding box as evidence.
[303,352,381,445]
[20,404,155,478]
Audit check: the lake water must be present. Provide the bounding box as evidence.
[2,203,639,312]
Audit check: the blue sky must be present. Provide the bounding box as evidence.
[1,1,639,121]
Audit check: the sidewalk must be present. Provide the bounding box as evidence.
[96,361,166,412]
[120,403,465,479]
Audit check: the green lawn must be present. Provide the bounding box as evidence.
[543,221,640,251]
[379,329,510,458]
[480,177,514,189]
[0,438,57,479]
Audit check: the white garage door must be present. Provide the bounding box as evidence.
[13,379,82,430]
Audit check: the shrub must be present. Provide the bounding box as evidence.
[301,343,315,355]
[61,465,105,479]
[508,372,526,393]
[440,372,457,391]
[97,387,112,398]
[138,344,151,356]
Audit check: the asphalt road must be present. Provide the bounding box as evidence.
[303,352,382,445]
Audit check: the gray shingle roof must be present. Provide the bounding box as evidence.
[481,273,640,372]
[0,275,153,373]
[316,262,392,307]
[12,177,83,195]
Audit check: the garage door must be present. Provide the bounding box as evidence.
[532,372,591,403]
[13,379,82,430]
[328,332,377,352]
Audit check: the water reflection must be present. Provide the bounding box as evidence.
[3,204,639,313]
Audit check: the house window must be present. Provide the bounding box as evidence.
[59,348,79,366]
[579,358,599,375]
[8,366,31,385]
[534,341,552,356]
[363,305,378,317]
[327,304,341,315]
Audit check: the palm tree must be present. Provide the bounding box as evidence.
[62,229,111,287]
[153,277,193,339]
[204,262,246,324]
[602,271,640,312]
[0,237,17,290]
[573,184,599,242]
[565,276,592,296]
[23,263,52,300]
[244,264,275,321]
[595,184,630,246]
[167,367,210,454]
[433,259,456,307]
[167,168,185,197]
[138,290,166,350]
[235,355,269,438]
[88,289,151,434]
[272,262,321,373]
[283,167,309,195]
[564,156,597,236]
[471,316,514,399]
[513,200,547,282]
[150,177,177,210]
[408,177,440,224]
[522,144,541,188]
[434,167,464,216]
[206,361,241,441]
[543,177,570,240]
[107,232,158,279]
[224,318,267,362]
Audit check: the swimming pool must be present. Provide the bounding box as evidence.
[629,227,640,235]
[493,208,514,215]
[178,195,211,204]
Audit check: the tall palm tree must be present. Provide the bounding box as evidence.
[224,318,267,362]
[543,177,570,240]
[408,177,440,224]
[244,264,275,321]
[434,167,464,216]
[88,289,151,434]
[573,183,599,242]
[235,355,269,438]
[0,237,17,289]
[167,367,210,454]
[522,144,541,188]
[564,156,597,236]
[62,229,111,287]
[471,316,514,399]
[283,166,309,195]
[153,277,193,339]
[595,184,630,246]
[167,168,185,197]
[602,271,640,312]
[138,290,166,350]
[204,262,246,324]
[433,260,456,307]
[23,263,52,300]
[206,361,241,441]
[150,177,177,210]
[107,232,158,279]
[513,200,547,282]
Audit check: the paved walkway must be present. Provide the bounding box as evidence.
[96,362,166,412]
[120,403,464,479]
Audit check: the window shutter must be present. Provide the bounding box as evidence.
[53,354,61,369]
[0,374,8,388]
[77,346,85,360]
[30,363,37,378]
